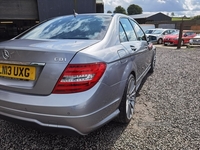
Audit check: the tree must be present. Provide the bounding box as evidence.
[171,12,175,17]
[107,10,112,13]
[127,4,142,15]
[114,6,126,14]
[192,15,200,20]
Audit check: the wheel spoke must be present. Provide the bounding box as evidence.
[126,100,133,119]
[153,55,156,67]
[126,76,136,119]
[130,98,135,108]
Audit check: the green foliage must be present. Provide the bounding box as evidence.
[127,4,143,15]
[192,15,200,20]
[107,10,112,13]
[172,17,192,21]
[114,6,126,14]
[171,12,175,16]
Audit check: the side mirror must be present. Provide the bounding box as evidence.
[148,42,153,50]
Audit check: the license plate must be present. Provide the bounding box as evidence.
[165,42,170,45]
[0,64,36,80]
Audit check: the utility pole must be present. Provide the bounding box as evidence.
[177,17,184,49]
[74,0,77,12]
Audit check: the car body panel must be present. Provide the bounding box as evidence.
[189,34,200,45]
[0,13,156,135]
[0,39,100,95]
[163,31,196,45]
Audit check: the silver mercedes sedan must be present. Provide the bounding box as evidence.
[0,13,156,135]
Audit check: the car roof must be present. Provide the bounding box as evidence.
[53,13,135,21]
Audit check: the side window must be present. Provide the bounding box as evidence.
[170,30,175,34]
[119,23,128,42]
[129,19,146,41]
[120,18,137,42]
[163,31,168,35]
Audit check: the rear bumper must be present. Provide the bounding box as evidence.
[0,103,119,135]
[0,83,122,135]
[190,42,200,45]
[0,114,80,136]
[164,40,178,45]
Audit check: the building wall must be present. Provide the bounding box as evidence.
[0,0,38,20]
[158,24,175,29]
[147,13,171,22]
[0,0,103,40]
[146,20,200,32]
[37,0,96,21]
[96,3,104,13]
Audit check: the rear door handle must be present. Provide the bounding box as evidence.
[130,45,136,51]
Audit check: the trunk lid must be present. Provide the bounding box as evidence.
[0,39,99,95]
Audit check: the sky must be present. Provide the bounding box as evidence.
[103,0,200,17]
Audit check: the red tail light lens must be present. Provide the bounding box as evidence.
[52,62,106,94]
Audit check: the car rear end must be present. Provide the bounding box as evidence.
[0,14,122,135]
[189,35,200,45]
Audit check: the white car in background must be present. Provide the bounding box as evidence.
[145,28,178,44]
[189,34,200,45]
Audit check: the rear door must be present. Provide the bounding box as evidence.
[129,19,152,71]
[119,18,149,79]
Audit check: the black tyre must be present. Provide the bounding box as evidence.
[115,74,136,123]
[157,38,163,44]
[149,51,156,73]
[181,40,184,46]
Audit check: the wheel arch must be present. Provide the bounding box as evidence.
[157,38,163,44]
[118,61,137,99]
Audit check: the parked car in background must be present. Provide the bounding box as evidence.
[145,28,178,44]
[0,13,156,135]
[163,30,196,46]
[145,29,156,34]
[189,34,200,45]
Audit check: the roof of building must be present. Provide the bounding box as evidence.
[130,12,170,19]
[129,13,154,19]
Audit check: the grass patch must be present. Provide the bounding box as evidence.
[172,17,192,21]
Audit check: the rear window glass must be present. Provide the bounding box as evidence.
[152,30,164,34]
[20,15,112,40]
[145,29,155,34]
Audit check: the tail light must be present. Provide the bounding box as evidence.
[52,62,106,94]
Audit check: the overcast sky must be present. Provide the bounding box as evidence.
[103,0,200,17]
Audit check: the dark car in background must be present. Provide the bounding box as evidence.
[0,13,156,135]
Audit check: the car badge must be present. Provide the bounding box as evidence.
[2,49,10,60]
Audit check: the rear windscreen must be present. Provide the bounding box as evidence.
[20,15,112,40]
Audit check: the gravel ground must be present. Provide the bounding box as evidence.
[0,47,200,150]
